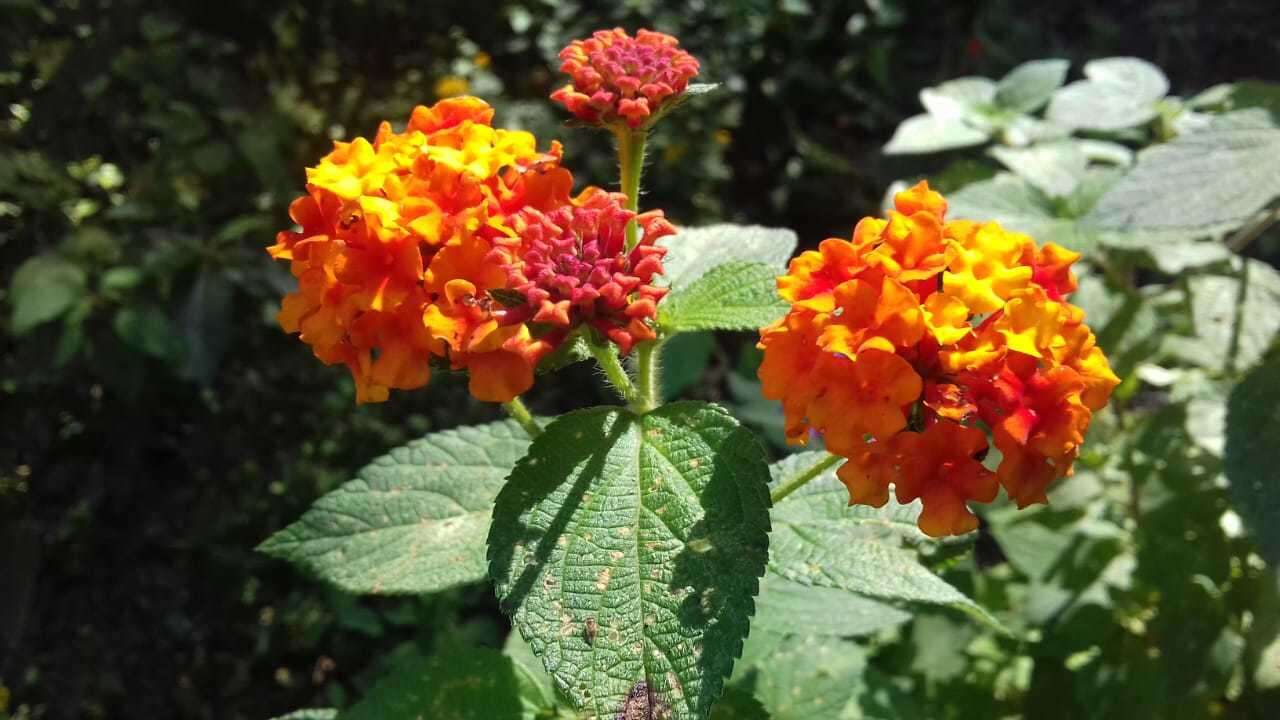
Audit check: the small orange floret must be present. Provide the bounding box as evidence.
[759,180,1118,536]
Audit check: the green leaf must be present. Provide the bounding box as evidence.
[883,114,989,155]
[752,572,910,638]
[259,419,532,595]
[1225,356,1280,564]
[113,304,185,361]
[488,402,772,720]
[709,686,771,720]
[1166,259,1280,374]
[339,646,532,720]
[269,711,338,720]
[1090,111,1280,232]
[662,331,716,399]
[660,224,797,291]
[180,267,234,384]
[502,631,563,718]
[100,266,144,294]
[947,172,1103,252]
[766,453,1002,631]
[989,141,1088,197]
[737,635,867,720]
[1084,57,1170,102]
[919,77,997,124]
[8,254,87,335]
[660,262,788,333]
[995,59,1070,113]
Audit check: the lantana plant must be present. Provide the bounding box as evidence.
[262,28,1116,720]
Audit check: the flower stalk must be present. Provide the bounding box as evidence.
[770,453,843,504]
[503,397,543,438]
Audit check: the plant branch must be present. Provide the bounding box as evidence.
[614,126,648,251]
[589,341,640,405]
[770,453,843,504]
[502,397,542,438]
[632,339,663,413]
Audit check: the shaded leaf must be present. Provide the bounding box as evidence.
[1225,356,1280,564]
[339,646,529,720]
[8,254,87,335]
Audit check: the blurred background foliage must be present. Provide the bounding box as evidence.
[2,0,1279,718]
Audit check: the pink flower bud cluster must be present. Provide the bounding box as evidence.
[494,188,674,354]
[550,28,701,128]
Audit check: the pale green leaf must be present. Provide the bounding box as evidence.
[753,572,910,638]
[339,646,533,720]
[488,402,772,720]
[737,635,867,720]
[919,77,997,124]
[766,453,1002,631]
[946,172,1101,251]
[259,419,531,595]
[660,224,797,291]
[883,114,990,155]
[660,262,788,332]
[8,253,87,335]
[1090,112,1280,231]
[989,141,1088,197]
[1084,57,1170,102]
[1166,259,1280,374]
[995,58,1070,113]
[1225,356,1280,564]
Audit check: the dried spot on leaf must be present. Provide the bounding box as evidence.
[616,681,672,720]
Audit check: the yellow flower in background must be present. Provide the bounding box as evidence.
[434,75,471,99]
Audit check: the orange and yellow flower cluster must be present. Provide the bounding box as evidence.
[268,97,670,404]
[550,28,700,128]
[758,182,1119,537]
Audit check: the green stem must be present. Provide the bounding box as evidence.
[589,341,639,405]
[615,126,648,251]
[502,397,542,438]
[770,453,842,504]
[632,339,663,413]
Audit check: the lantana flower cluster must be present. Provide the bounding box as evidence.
[758,182,1120,537]
[268,97,671,404]
[550,28,700,128]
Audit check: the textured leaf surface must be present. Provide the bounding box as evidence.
[767,453,1000,630]
[260,420,531,595]
[1091,111,1280,231]
[753,572,910,638]
[488,402,772,720]
[1225,356,1280,564]
[1166,259,1280,374]
[339,646,531,720]
[948,172,1106,252]
[661,262,788,332]
[660,224,797,291]
[989,142,1087,198]
[995,59,1069,113]
[883,113,989,155]
[1047,57,1168,131]
[737,635,867,720]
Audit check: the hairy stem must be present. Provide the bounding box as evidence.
[589,341,640,405]
[632,339,663,413]
[770,453,843,504]
[615,126,648,251]
[502,397,542,438]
